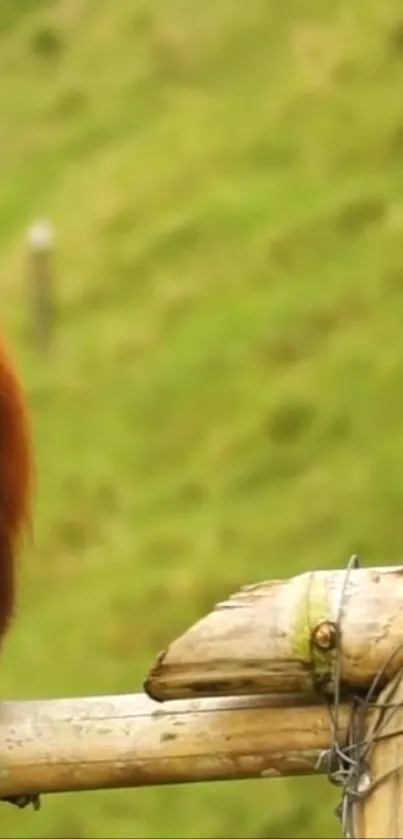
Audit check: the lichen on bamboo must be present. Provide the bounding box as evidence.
[145,565,403,703]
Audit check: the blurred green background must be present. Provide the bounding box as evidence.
[1,0,403,835]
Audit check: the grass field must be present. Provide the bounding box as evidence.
[1,0,403,835]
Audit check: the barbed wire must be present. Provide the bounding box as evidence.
[315,554,403,838]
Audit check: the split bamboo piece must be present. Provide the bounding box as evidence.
[145,565,403,702]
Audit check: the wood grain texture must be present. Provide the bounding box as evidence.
[145,566,403,702]
[354,671,403,838]
[0,692,352,799]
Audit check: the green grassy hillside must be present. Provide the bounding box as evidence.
[1,0,403,835]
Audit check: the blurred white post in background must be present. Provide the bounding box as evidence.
[27,218,56,355]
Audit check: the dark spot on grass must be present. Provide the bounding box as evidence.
[260,295,366,371]
[30,25,63,59]
[56,516,94,551]
[151,219,200,263]
[383,265,403,294]
[52,86,88,118]
[336,195,385,234]
[388,124,403,158]
[387,19,403,55]
[176,482,206,506]
[266,396,316,444]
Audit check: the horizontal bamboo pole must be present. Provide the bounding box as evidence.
[0,692,353,799]
[145,565,403,702]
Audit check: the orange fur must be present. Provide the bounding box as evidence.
[0,334,33,642]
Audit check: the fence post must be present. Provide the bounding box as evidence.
[353,670,403,838]
[27,218,56,354]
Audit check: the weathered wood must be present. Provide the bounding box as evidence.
[26,219,56,355]
[145,565,403,702]
[0,692,353,799]
[353,671,403,838]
